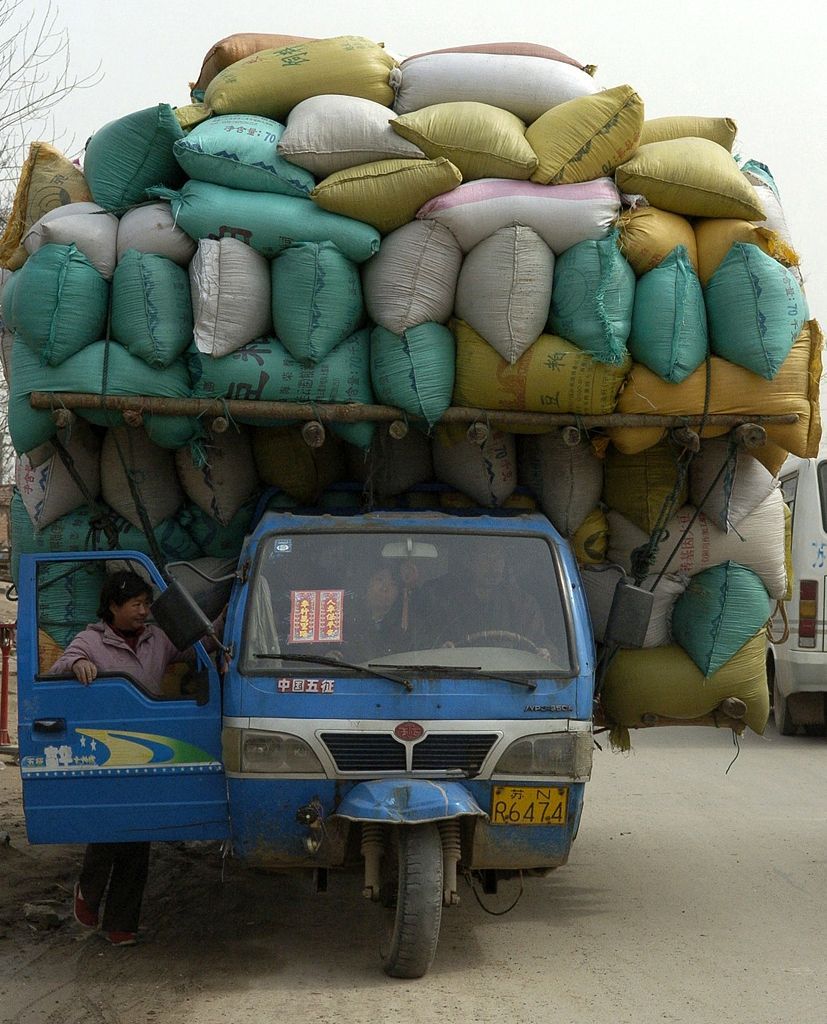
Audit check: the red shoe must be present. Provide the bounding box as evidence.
[73,883,99,929]
[104,931,138,947]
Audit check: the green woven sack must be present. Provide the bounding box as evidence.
[173,114,315,197]
[84,104,185,211]
[190,331,375,448]
[704,243,808,380]
[1,269,20,324]
[271,242,364,363]
[9,336,198,453]
[628,246,707,383]
[11,494,198,645]
[671,561,771,677]
[370,322,455,428]
[112,250,193,368]
[149,180,380,264]
[548,232,635,364]
[180,496,260,559]
[7,244,109,366]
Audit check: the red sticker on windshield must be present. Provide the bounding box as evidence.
[290,590,344,643]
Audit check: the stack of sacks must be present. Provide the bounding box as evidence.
[0,33,821,738]
[593,435,788,738]
[7,420,265,638]
[612,118,816,474]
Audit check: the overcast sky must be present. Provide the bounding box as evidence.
[34,0,827,326]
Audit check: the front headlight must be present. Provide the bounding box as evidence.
[494,732,593,779]
[224,728,324,774]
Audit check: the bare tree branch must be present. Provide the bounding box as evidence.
[0,0,102,196]
[0,0,101,481]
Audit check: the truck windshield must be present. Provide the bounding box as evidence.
[242,531,573,677]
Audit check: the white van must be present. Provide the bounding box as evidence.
[768,454,827,735]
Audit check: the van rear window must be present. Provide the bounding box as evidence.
[818,463,827,532]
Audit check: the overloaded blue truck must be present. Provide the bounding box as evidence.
[6,31,809,979]
[15,398,769,978]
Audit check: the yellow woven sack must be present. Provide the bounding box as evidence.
[190,32,316,97]
[572,507,608,564]
[751,440,791,477]
[311,158,462,234]
[617,206,697,275]
[601,630,769,736]
[783,500,793,602]
[609,320,823,456]
[204,36,396,121]
[174,103,212,131]
[527,84,643,185]
[161,662,191,698]
[252,425,347,504]
[603,440,687,533]
[452,318,630,418]
[615,138,766,220]
[694,217,800,286]
[392,102,537,181]
[441,491,538,512]
[0,143,92,270]
[38,629,64,675]
[639,115,737,151]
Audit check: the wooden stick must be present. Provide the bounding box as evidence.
[29,392,800,430]
[594,704,748,733]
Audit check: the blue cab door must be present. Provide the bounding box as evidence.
[17,552,229,844]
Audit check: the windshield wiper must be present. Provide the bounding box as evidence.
[253,653,413,691]
[370,663,538,691]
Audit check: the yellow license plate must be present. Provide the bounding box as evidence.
[491,786,568,826]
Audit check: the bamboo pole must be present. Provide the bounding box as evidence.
[28,392,800,430]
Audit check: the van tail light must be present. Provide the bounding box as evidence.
[798,579,818,648]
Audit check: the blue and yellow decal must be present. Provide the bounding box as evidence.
[20,728,222,779]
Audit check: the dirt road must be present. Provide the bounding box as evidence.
[1,715,824,1024]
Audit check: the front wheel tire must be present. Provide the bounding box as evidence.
[380,823,444,979]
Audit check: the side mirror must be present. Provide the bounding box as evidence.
[603,580,654,650]
[151,578,215,650]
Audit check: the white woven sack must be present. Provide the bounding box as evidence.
[190,238,272,357]
[392,53,599,122]
[16,420,101,530]
[744,172,804,286]
[607,488,787,598]
[361,220,461,333]
[689,439,777,533]
[418,177,621,254]
[580,564,686,647]
[433,426,517,507]
[278,94,426,177]
[175,426,260,526]
[455,226,554,364]
[518,431,603,536]
[347,425,433,497]
[117,202,197,266]
[101,426,183,529]
[640,572,688,646]
[23,203,119,280]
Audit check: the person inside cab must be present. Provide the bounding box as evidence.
[427,544,549,654]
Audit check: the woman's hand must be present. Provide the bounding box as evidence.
[72,658,98,685]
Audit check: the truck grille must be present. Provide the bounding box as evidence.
[319,732,499,774]
[320,733,407,772]
[412,734,498,772]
